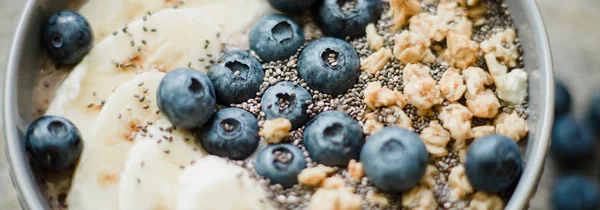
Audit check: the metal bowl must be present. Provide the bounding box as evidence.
[3,0,554,209]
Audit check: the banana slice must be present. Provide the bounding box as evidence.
[66,71,165,210]
[177,156,276,210]
[68,0,269,42]
[46,2,273,143]
[119,119,205,210]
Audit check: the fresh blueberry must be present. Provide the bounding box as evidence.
[465,134,523,193]
[261,81,313,130]
[550,115,596,166]
[315,0,383,38]
[298,38,360,95]
[268,0,316,13]
[43,11,93,65]
[250,14,305,62]
[157,68,216,129]
[255,144,307,188]
[208,50,264,105]
[198,108,259,160]
[554,80,571,115]
[552,175,600,210]
[303,111,364,167]
[360,127,428,193]
[587,89,600,131]
[25,116,83,170]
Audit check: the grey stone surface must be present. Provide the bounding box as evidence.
[0,0,598,209]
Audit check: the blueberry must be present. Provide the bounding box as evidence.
[157,68,216,129]
[315,0,383,38]
[297,38,360,95]
[360,127,428,193]
[587,89,600,130]
[268,0,316,13]
[25,116,83,170]
[552,175,600,210]
[550,115,596,166]
[465,134,523,193]
[43,11,93,64]
[303,111,364,167]
[554,80,571,115]
[255,144,307,188]
[250,14,305,62]
[208,50,264,105]
[261,81,313,130]
[198,108,259,160]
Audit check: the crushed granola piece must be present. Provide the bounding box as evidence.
[439,67,467,102]
[463,67,494,97]
[348,159,364,181]
[481,29,519,67]
[401,186,438,209]
[308,188,361,210]
[472,125,495,139]
[259,118,292,144]
[468,192,504,210]
[458,147,468,163]
[366,23,384,51]
[448,165,474,201]
[385,105,414,130]
[393,31,436,64]
[363,113,385,134]
[363,82,407,110]
[444,31,479,69]
[403,64,443,114]
[494,111,528,142]
[389,0,421,32]
[320,176,345,189]
[485,54,528,104]
[458,0,480,6]
[409,13,448,42]
[449,17,473,38]
[420,164,440,189]
[420,121,451,157]
[361,48,393,74]
[315,164,337,175]
[438,103,473,144]
[437,0,466,23]
[465,89,500,118]
[366,191,390,207]
[298,167,327,186]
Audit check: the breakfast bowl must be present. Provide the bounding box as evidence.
[4,0,553,209]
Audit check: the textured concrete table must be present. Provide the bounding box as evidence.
[0,0,598,209]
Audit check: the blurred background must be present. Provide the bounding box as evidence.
[0,0,599,209]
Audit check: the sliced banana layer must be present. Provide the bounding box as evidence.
[177,156,276,210]
[119,119,205,210]
[67,71,165,210]
[46,1,273,144]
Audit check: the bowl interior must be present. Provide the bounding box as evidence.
[4,0,553,209]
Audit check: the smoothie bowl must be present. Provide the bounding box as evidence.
[4,0,553,209]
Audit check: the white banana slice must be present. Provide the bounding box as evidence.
[66,71,165,210]
[46,1,273,144]
[119,119,205,210]
[177,156,276,210]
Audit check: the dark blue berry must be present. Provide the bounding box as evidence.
[157,68,216,129]
[261,81,313,130]
[552,175,600,210]
[250,14,305,62]
[587,89,600,132]
[551,115,596,166]
[360,127,428,193]
[268,0,316,13]
[198,108,259,160]
[255,144,307,188]
[315,0,383,38]
[25,116,83,170]
[208,50,264,105]
[43,11,93,64]
[465,134,523,193]
[554,80,571,115]
[297,37,360,96]
[303,111,364,167]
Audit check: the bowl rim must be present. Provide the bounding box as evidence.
[3,0,554,209]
